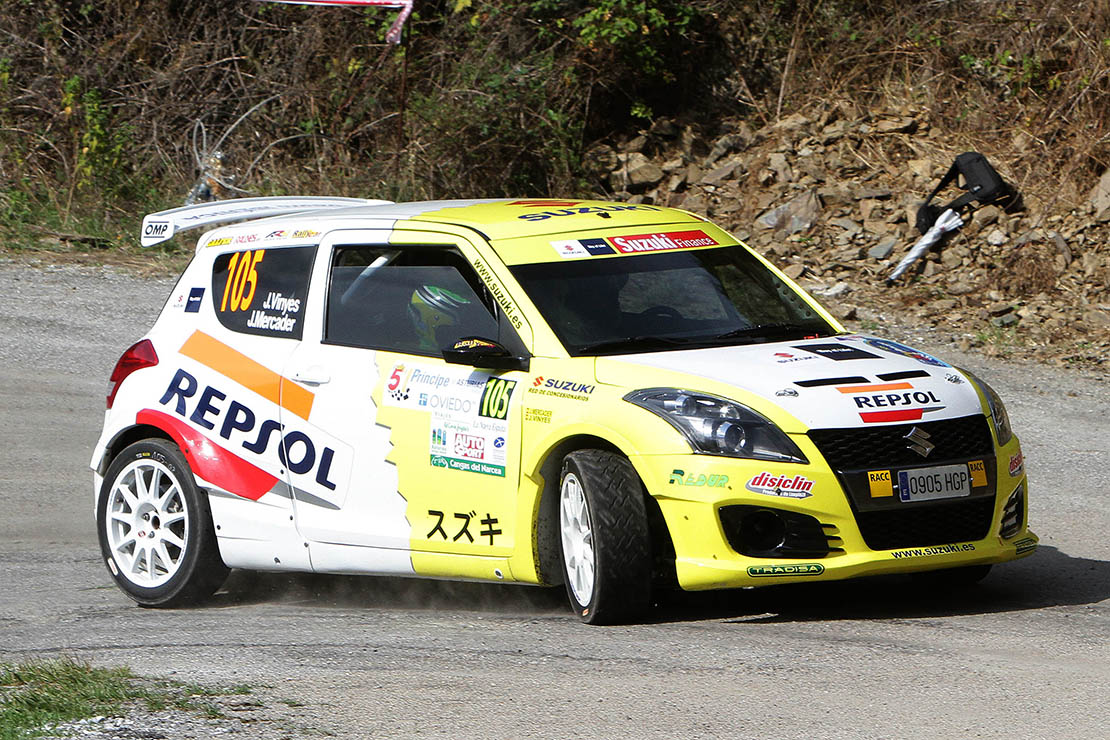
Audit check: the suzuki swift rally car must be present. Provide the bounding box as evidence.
[92,197,1037,623]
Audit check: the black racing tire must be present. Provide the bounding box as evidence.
[97,438,229,607]
[558,450,652,624]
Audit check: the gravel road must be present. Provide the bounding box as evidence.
[0,258,1107,739]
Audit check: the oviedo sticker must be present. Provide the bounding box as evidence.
[211,246,315,339]
[384,363,516,477]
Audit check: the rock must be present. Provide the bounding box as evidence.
[610,152,664,191]
[704,129,752,166]
[1088,168,1110,221]
[768,152,793,183]
[869,237,897,260]
[908,158,935,179]
[854,187,892,200]
[755,190,822,234]
[583,143,618,179]
[810,281,851,298]
[991,313,1020,327]
[700,160,741,186]
[829,217,861,234]
[986,228,1008,245]
[874,117,917,134]
[782,263,806,279]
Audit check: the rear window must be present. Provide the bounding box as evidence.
[211,246,316,340]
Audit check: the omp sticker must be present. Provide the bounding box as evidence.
[608,229,718,254]
[969,459,988,487]
[179,330,314,419]
[868,470,894,497]
[744,472,813,498]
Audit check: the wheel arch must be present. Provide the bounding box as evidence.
[529,434,675,588]
[96,423,174,476]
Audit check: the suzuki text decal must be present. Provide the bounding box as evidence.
[550,229,719,258]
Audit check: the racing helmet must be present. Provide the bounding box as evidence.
[408,284,471,349]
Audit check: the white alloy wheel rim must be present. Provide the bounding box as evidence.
[105,458,190,588]
[560,471,595,606]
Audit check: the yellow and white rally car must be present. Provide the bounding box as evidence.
[92,197,1037,623]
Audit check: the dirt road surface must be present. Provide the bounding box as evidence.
[1,260,1107,739]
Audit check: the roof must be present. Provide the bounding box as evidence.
[141,197,713,248]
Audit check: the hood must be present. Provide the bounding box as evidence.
[595,335,984,432]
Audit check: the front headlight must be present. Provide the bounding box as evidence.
[960,369,1014,447]
[624,388,807,462]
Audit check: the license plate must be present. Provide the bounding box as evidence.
[897,464,972,502]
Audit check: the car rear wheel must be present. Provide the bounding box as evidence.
[97,439,229,607]
[559,450,651,624]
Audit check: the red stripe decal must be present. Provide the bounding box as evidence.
[136,408,278,501]
[858,408,925,423]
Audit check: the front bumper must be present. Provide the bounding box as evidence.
[630,435,1036,591]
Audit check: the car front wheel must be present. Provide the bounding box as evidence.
[97,438,229,607]
[559,450,651,624]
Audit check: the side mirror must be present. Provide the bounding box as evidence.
[442,337,530,372]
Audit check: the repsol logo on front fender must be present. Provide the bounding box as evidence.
[159,368,337,489]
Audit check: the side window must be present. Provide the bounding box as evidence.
[211,246,316,340]
[325,246,517,356]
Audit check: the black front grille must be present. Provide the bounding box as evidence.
[854,497,995,551]
[808,415,994,470]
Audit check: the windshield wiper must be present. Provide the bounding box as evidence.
[711,323,830,343]
[574,335,695,355]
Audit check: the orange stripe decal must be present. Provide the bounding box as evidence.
[837,382,913,394]
[179,330,314,419]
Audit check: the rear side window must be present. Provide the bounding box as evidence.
[211,246,316,340]
[326,246,518,356]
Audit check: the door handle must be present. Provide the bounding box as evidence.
[291,369,331,386]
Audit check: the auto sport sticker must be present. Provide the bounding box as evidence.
[384,363,516,477]
[836,381,945,423]
[548,229,719,258]
[745,472,814,498]
[1009,451,1024,477]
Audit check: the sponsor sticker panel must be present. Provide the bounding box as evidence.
[384,363,516,477]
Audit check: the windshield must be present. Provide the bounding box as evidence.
[509,246,837,356]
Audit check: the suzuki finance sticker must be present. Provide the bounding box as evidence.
[385,364,516,477]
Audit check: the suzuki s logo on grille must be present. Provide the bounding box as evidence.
[904,426,935,458]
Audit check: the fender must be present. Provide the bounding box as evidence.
[135,408,279,500]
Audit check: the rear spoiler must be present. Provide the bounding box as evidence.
[139,196,393,247]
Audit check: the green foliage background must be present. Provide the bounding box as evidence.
[0,1,1106,247]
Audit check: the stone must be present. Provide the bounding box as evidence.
[1088,168,1110,221]
[782,263,806,279]
[701,160,740,186]
[869,237,897,260]
[986,228,1008,246]
[768,152,793,183]
[755,190,822,234]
